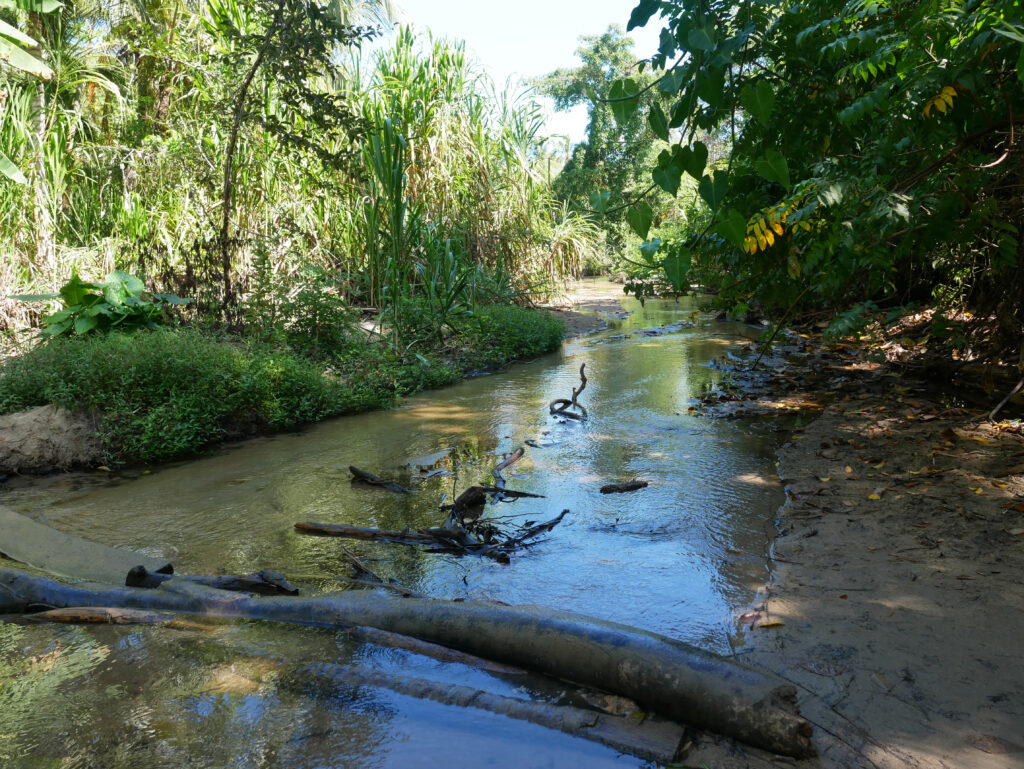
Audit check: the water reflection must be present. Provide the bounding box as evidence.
[1,284,786,767]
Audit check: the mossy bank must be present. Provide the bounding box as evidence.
[0,305,564,471]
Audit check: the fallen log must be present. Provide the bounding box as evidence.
[294,522,438,544]
[348,466,412,494]
[345,626,525,675]
[600,480,649,494]
[125,566,299,596]
[0,568,813,757]
[299,662,688,765]
[0,504,173,584]
[24,606,176,625]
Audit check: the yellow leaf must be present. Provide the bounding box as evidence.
[772,219,784,236]
[973,487,984,495]
[992,481,1009,489]
[758,620,784,628]
[800,221,812,231]
[868,493,881,500]
[870,461,886,469]
[765,228,775,247]
[845,465,854,474]
[818,475,832,482]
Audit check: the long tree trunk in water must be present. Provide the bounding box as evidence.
[0,569,815,758]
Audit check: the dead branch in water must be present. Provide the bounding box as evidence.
[600,480,649,494]
[125,566,299,596]
[348,466,412,494]
[550,363,588,420]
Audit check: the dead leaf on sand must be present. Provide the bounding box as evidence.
[800,659,850,677]
[940,427,958,443]
[968,734,1024,754]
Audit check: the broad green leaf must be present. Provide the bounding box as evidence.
[589,189,611,214]
[639,238,663,261]
[74,315,98,335]
[754,149,791,189]
[740,80,775,127]
[3,0,64,11]
[627,201,654,240]
[662,248,691,291]
[716,208,747,248]
[627,0,660,31]
[698,171,729,211]
[787,252,802,279]
[688,27,714,52]
[59,277,96,307]
[0,150,27,184]
[652,149,683,195]
[658,28,676,59]
[648,103,669,141]
[658,69,684,96]
[609,78,640,126]
[153,293,193,305]
[9,292,59,301]
[40,320,71,336]
[0,37,54,79]
[106,270,145,296]
[679,142,707,180]
[695,66,725,108]
[0,18,36,47]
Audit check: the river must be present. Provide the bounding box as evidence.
[0,283,793,768]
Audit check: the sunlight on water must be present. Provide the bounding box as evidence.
[1,283,787,768]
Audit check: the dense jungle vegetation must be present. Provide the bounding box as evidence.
[0,1,588,461]
[611,0,1023,365]
[1,0,1022,462]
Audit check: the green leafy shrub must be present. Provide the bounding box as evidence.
[0,329,352,462]
[12,272,190,338]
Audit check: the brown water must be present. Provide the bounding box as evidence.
[0,283,791,768]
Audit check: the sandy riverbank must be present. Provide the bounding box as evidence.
[681,342,1024,768]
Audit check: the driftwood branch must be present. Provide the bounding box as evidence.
[349,466,412,494]
[600,480,649,494]
[550,363,588,420]
[0,568,815,758]
[125,566,298,596]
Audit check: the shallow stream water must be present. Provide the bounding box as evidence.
[0,283,792,768]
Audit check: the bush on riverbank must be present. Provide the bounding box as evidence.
[0,306,564,465]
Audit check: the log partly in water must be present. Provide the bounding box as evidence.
[0,568,814,758]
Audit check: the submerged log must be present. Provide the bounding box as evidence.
[300,662,688,765]
[294,522,438,544]
[25,607,176,625]
[600,480,649,494]
[0,504,173,583]
[0,568,813,757]
[125,566,299,596]
[345,626,524,675]
[348,466,412,494]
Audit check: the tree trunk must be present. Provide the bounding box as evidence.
[0,569,814,758]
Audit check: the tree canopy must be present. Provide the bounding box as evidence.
[618,0,1023,357]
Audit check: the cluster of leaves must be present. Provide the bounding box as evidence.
[13,271,190,337]
[614,0,1023,352]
